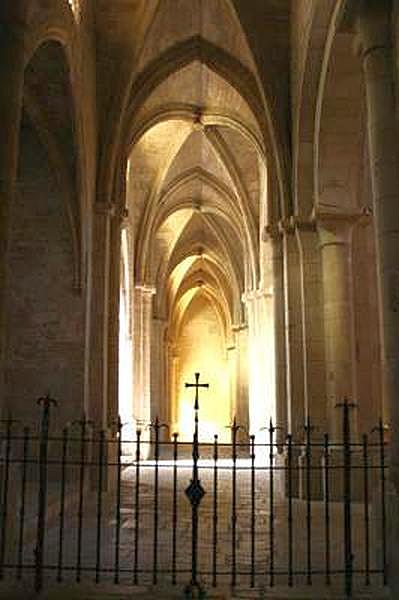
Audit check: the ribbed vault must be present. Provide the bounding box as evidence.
[119,0,275,440]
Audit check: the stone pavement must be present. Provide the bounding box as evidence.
[0,581,391,599]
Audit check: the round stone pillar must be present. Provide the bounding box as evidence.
[151,317,168,424]
[226,343,237,424]
[278,219,306,440]
[267,226,287,446]
[317,213,357,441]
[294,219,327,431]
[232,325,249,435]
[356,0,399,483]
[168,347,180,434]
[133,284,156,429]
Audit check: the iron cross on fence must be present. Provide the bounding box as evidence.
[185,372,209,413]
[184,371,209,468]
[184,373,209,597]
[185,372,209,463]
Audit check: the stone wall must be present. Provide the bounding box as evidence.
[3,118,85,426]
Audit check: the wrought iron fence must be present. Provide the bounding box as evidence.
[0,393,389,599]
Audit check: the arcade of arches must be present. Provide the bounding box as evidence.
[3,0,399,588]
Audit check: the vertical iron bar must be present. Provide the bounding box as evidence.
[305,420,312,585]
[212,434,218,588]
[76,419,87,583]
[172,433,178,585]
[35,396,55,593]
[287,434,293,587]
[231,419,237,588]
[379,419,387,586]
[269,420,275,587]
[0,416,12,580]
[57,427,68,583]
[362,434,370,586]
[324,433,331,586]
[17,426,29,580]
[114,418,122,585]
[250,434,256,588]
[342,400,353,599]
[152,418,160,585]
[133,429,141,585]
[190,431,199,589]
[184,373,207,596]
[95,430,105,583]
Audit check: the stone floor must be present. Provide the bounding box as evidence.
[0,458,390,599]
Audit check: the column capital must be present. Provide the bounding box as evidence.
[315,206,372,246]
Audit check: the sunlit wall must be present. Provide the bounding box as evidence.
[173,294,231,442]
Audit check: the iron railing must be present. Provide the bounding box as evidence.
[0,394,389,598]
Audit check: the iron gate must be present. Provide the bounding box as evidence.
[0,386,390,598]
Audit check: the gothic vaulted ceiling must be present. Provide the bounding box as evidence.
[94,0,290,336]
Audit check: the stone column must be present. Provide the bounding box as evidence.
[0,27,24,413]
[244,286,276,440]
[279,219,305,497]
[88,203,115,426]
[357,4,399,583]
[317,212,358,441]
[151,317,168,424]
[227,343,237,424]
[169,347,179,434]
[267,226,287,446]
[295,219,327,431]
[233,326,250,434]
[133,284,156,428]
[279,219,305,439]
[107,213,123,426]
[357,0,399,481]
[294,219,327,499]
